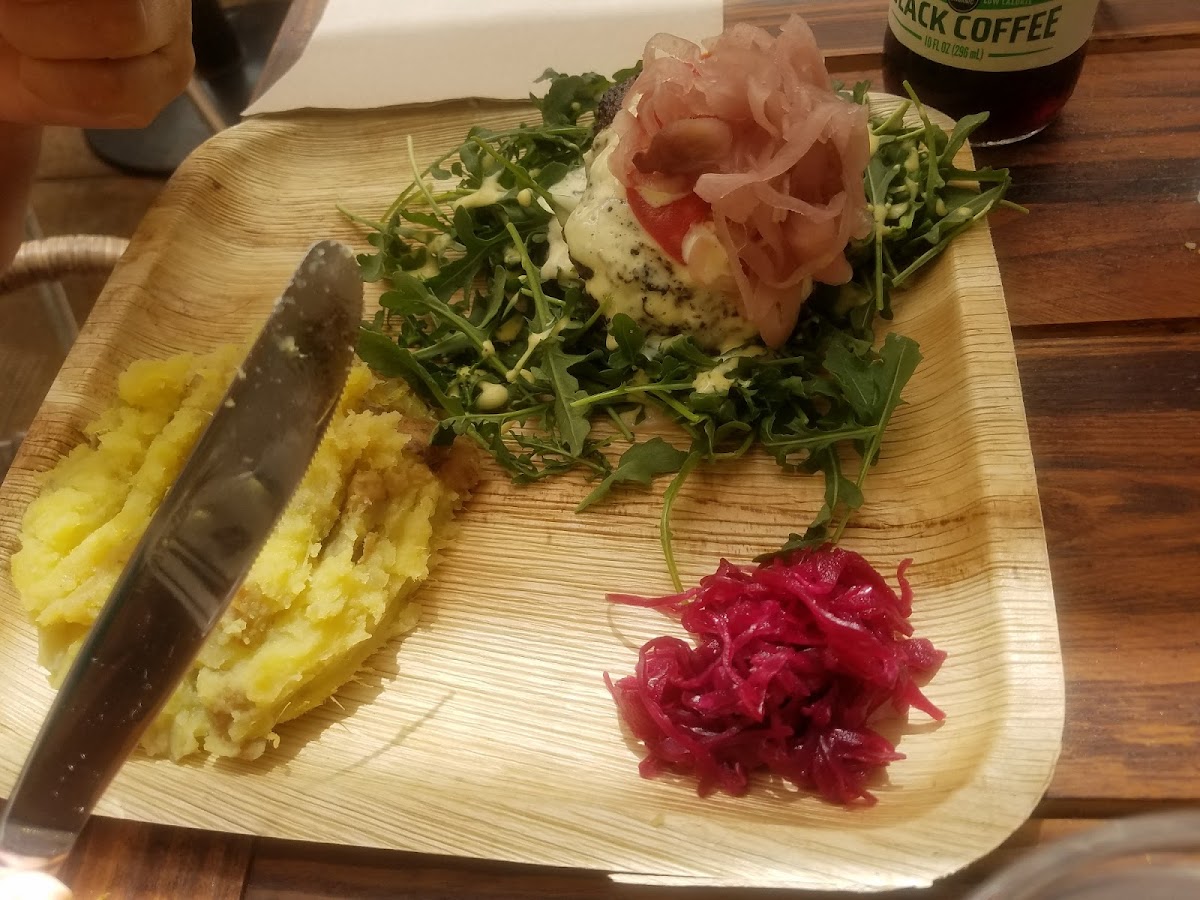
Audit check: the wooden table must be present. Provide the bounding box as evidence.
[31,0,1200,896]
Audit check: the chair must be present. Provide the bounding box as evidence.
[0,233,129,479]
[0,235,129,296]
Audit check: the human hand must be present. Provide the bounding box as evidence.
[0,0,193,128]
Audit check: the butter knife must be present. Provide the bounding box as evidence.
[0,239,363,874]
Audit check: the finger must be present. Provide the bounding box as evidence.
[0,37,194,127]
[0,0,188,61]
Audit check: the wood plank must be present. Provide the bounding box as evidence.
[977,47,1200,328]
[33,815,1152,899]
[57,817,252,900]
[1089,0,1200,48]
[727,1,1200,55]
[35,815,1105,900]
[242,818,1100,898]
[1016,332,1200,800]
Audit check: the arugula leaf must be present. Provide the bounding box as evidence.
[426,207,509,301]
[532,69,616,126]
[768,449,863,555]
[825,335,901,422]
[542,349,591,457]
[607,313,645,371]
[357,327,465,415]
[357,251,385,282]
[852,332,923,466]
[505,221,591,455]
[942,111,990,162]
[864,155,902,309]
[346,72,1008,576]
[576,438,691,512]
[761,332,920,560]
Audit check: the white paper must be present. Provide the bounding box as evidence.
[245,0,723,116]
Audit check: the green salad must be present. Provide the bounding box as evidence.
[348,71,1015,589]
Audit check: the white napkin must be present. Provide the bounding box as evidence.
[244,0,723,116]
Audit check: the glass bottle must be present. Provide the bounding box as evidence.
[882,0,1102,146]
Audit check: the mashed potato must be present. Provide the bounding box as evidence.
[11,347,478,761]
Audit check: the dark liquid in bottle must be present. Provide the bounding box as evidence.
[882,29,1088,145]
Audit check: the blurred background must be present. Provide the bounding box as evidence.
[0,0,292,478]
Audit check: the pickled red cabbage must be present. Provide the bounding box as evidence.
[606,547,945,805]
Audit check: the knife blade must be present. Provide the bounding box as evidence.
[0,239,363,873]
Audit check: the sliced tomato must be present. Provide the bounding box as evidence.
[626,189,712,264]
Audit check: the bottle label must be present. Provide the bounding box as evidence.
[887,0,1100,73]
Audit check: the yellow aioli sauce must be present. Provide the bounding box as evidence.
[453,172,508,210]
